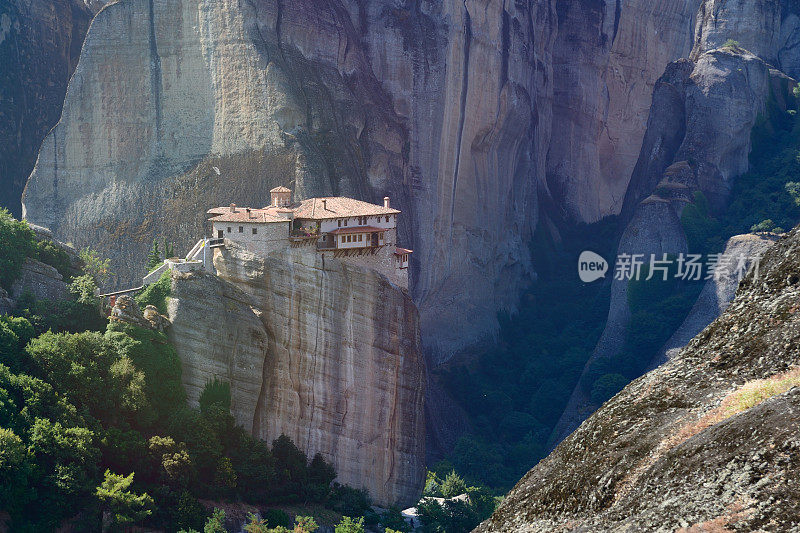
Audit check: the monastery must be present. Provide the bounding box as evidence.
[202,187,412,288]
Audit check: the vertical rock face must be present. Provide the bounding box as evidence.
[20,0,713,360]
[167,244,426,507]
[0,0,92,216]
[546,0,701,222]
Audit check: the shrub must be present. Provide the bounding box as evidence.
[0,209,37,290]
[35,240,73,280]
[262,508,292,528]
[380,507,409,532]
[335,516,365,533]
[327,483,370,517]
[440,470,467,498]
[199,378,231,415]
[79,248,112,286]
[136,270,172,314]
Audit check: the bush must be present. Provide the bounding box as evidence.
[35,240,73,280]
[0,209,37,290]
[136,270,172,314]
[262,508,292,528]
[327,483,370,517]
[199,378,231,415]
[380,507,409,532]
[335,516,365,533]
[440,471,467,498]
[590,374,629,405]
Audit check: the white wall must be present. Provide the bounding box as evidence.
[319,214,397,234]
[212,221,290,255]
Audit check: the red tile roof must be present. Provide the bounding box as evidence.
[394,247,413,255]
[207,208,288,223]
[270,186,292,193]
[293,197,400,220]
[207,196,400,223]
[328,226,387,235]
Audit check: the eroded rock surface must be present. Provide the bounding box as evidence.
[166,244,426,507]
[478,225,800,532]
[0,0,92,216]
[20,0,719,360]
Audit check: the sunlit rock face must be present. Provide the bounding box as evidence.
[167,243,426,507]
[21,0,712,361]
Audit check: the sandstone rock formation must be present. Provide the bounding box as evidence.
[624,48,796,215]
[546,0,701,223]
[9,258,70,303]
[0,0,92,216]
[20,0,717,361]
[646,232,777,370]
[166,244,426,507]
[477,224,800,532]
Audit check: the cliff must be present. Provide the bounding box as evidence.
[477,225,800,532]
[0,0,92,216]
[166,243,426,507]
[20,0,717,360]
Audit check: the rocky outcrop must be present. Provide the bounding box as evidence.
[109,295,169,330]
[546,0,701,223]
[478,225,800,532]
[10,258,69,302]
[20,0,722,361]
[647,233,777,370]
[166,244,426,507]
[0,0,92,216]
[624,48,796,215]
[550,199,689,445]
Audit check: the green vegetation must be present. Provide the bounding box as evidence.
[0,213,372,531]
[136,270,172,314]
[435,219,617,491]
[416,484,497,533]
[0,208,37,290]
[683,86,800,255]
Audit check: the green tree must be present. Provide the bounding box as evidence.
[380,507,410,532]
[69,274,100,306]
[80,248,113,286]
[335,516,364,533]
[203,508,226,533]
[199,378,231,414]
[294,516,318,533]
[440,470,467,498]
[147,239,163,271]
[96,470,154,531]
[0,208,37,289]
[164,239,176,260]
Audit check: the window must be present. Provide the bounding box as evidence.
[379,233,384,242]
[358,234,363,242]
[252,227,258,235]
[338,220,342,227]
[385,216,389,223]
[341,236,345,244]
[217,230,224,238]
[344,219,348,226]
[239,226,243,233]
[227,227,231,233]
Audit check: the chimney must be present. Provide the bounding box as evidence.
[246,208,251,218]
[230,203,237,213]
[322,199,327,210]
[383,196,390,208]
